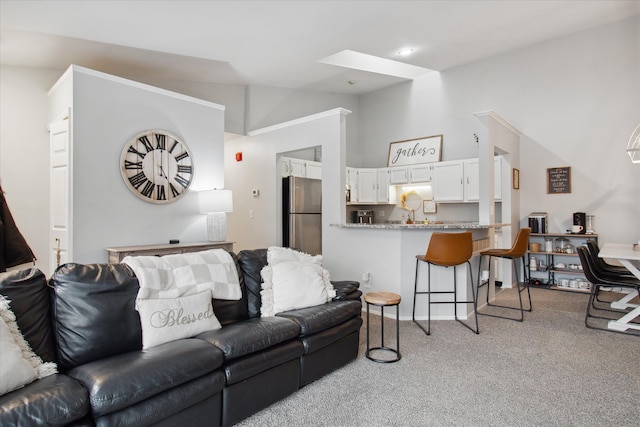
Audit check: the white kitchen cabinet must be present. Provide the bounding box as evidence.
[464,159,480,201]
[281,156,321,179]
[433,160,464,202]
[305,160,322,179]
[464,157,502,202]
[408,164,434,183]
[493,156,502,200]
[388,167,409,184]
[355,168,377,203]
[376,168,392,203]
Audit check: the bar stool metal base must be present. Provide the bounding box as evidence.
[365,292,401,364]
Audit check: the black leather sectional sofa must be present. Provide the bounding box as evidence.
[0,248,362,427]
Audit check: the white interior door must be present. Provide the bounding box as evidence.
[49,117,71,276]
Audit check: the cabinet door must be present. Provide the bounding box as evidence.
[464,159,480,201]
[289,158,306,177]
[356,168,377,203]
[376,168,390,203]
[433,161,464,201]
[305,160,322,180]
[494,157,502,200]
[409,164,433,183]
[346,167,357,203]
[388,167,408,184]
[50,118,71,276]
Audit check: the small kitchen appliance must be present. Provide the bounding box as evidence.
[528,212,548,234]
[572,212,586,234]
[353,210,374,224]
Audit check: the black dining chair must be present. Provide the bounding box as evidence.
[576,246,640,336]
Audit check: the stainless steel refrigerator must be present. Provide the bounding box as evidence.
[283,176,322,255]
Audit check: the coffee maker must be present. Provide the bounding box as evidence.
[573,212,586,234]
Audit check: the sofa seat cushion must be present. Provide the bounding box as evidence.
[299,316,363,354]
[94,372,225,427]
[224,339,304,385]
[67,338,223,417]
[197,317,300,360]
[0,374,89,427]
[277,300,362,336]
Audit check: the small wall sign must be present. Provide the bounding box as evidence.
[547,166,571,194]
[387,134,443,167]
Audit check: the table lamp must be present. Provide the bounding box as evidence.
[199,189,233,242]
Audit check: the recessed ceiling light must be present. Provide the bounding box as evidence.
[398,48,415,56]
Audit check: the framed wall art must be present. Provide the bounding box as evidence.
[387,134,443,167]
[512,168,520,190]
[547,166,571,194]
[423,200,437,214]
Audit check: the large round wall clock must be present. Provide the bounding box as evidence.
[120,130,194,204]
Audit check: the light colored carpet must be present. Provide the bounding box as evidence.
[236,288,640,426]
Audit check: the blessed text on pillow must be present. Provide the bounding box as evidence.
[136,290,222,349]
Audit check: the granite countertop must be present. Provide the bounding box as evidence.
[331,222,508,230]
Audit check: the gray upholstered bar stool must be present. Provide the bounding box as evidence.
[412,231,478,335]
[364,291,401,363]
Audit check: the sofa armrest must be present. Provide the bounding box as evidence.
[331,280,361,301]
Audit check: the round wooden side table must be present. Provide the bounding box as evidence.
[364,291,401,363]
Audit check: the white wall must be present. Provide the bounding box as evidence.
[357,17,640,243]
[0,66,64,273]
[224,109,348,252]
[46,66,225,268]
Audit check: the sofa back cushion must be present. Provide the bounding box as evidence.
[50,263,142,372]
[0,267,57,363]
[237,249,268,318]
[211,252,249,325]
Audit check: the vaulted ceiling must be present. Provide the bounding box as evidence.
[1,1,638,94]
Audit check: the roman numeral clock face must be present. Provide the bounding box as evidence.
[120,130,194,204]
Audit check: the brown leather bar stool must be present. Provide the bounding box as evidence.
[477,227,532,321]
[364,292,401,363]
[412,231,478,335]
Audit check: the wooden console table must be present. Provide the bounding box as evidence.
[106,241,234,263]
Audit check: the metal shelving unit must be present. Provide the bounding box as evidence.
[527,233,598,293]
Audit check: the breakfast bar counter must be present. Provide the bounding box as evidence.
[332,222,505,230]
[325,222,509,321]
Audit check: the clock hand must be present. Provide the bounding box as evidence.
[158,165,168,179]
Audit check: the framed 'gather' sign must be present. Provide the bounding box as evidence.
[387,134,443,167]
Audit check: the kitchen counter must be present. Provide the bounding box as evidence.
[331,222,507,230]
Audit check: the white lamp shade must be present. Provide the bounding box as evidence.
[199,189,233,213]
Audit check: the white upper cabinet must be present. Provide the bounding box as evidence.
[388,166,409,184]
[376,168,392,203]
[464,156,503,202]
[281,156,321,179]
[409,164,434,183]
[433,160,464,202]
[305,160,322,180]
[464,159,480,201]
[354,168,377,203]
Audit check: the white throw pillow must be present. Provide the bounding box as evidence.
[260,248,336,316]
[0,295,57,396]
[136,290,222,349]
